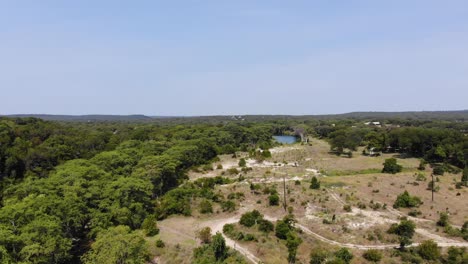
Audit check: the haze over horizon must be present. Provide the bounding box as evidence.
[1,1,467,116]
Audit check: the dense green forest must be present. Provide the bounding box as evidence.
[0,115,467,263]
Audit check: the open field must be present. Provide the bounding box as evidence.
[155,139,468,263]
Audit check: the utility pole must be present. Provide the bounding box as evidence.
[431,173,434,202]
[283,174,287,212]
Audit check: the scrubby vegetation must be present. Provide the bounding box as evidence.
[1,114,467,263]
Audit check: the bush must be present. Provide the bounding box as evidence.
[343,204,352,212]
[363,249,382,262]
[408,210,422,217]
[433,165,445,175]
[393,191,422,208]
[141,215,159,236]
[239,210,263,227]
[227,168,239,175]
[462,167,468,186]
[197,227,212,244]
[275,220,291,240]
[199,200,213,214]
[238,158,246,167]
[221,200,236,212]
[415,173,426,181]
[243,233,256,241]
[268,194,280,206]
[418,160,426,170]
[335,248,353,264]
[309,249,327,264]
[417,240,440,260]
[310,176,321,189]
[382,158,402,174]
[387,220,416,248]
[202,164,213,171]
[216,164,223,169]
[437,212,449,227]
[222,224,234,235]
[155,239,165,248]
[258,219,274,233]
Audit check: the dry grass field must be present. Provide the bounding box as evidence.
[156,138,467,263]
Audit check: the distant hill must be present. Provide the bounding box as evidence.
[3,110,467,122]
[3,114,153,122]
[311,110,468,120]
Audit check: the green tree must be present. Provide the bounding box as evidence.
[393,191,422,208]
[334,248,353,264]
[212,232,227,261]
[382,158,402,174]
[239,210,263,227]
[197,227,212,244]
[437,212,449,227]
[275,219,293,240]
[269,194,280,206]
[82,225,149,264]
[310,176,320,189]
[433,165,445,176]
[309,249,327,264]
[362,249,382,262]
[388,219,416,249]
[286,232,302,263]
[417,240,440,260]
[141,215,159,236]
[462,167,468,187]
[258,219,274,233]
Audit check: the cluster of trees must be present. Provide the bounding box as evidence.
[322,123,467,170]
[193,232,247,263]
[0,117,275,263]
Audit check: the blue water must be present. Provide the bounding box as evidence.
[273,135,298,144]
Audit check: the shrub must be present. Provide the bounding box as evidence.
[387,220,416,248]
[433,165,445,176]
[221,200,236,212]
[275,220,292,240]
[343,204,352,212]
[335,248,353,264]
[197,227,212,244]
[239,210,263,227]
[417,240,440,260]
[393,191,422,208]
[437,212,449,227]
[202,163,213,171]
[155,239,165,248]
[141,215,159,236]
[408,210,422,217]
[258,219,274,233]
[462,167,468,186]
[268,194,280,206]
[363,249,382,262]
[238,158,246,167]
[199,200,213,214]
[216,164,223,169]
[427,181,440,192]
[382,158,402,174]
[222,224,234,235]
[286,231,302,263]
[227,168,239,175]
[310,176,321,189]
[415,173,426,181]
[309,249,327,264]
[418,160,426,170]
[243,233,256,241]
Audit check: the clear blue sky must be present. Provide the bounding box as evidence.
[1,1,467,115]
